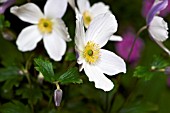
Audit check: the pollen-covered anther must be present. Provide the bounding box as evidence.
[83,11,93,28]
[83,41,100,64]
[38,18,53,34]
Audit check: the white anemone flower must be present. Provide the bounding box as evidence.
[75,12,126,91]
[76,0,122,41]
[148,16,170,55]
[148,16,168,42]
[10,0,71,61]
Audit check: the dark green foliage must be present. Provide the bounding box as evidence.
[0,101,31,113]
[16,85,43,105]
[0,15,10,31]
[0,67,20,82]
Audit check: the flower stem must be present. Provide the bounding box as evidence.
[127,26,147,62]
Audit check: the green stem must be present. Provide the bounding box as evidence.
[127,26,147,62]
[107,76,121,113]
[24,53,36,86]
[24,53,35,113]
[105,92,108,113]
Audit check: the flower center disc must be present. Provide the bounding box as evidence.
[38,18,53,34]
[83,41,100,64]
[83,11,93,28]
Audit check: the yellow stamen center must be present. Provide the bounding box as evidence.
[38,18,53,34]
[83,41,100,64]
[83,11,93,28]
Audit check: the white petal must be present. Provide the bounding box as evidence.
[75,9,85,51]
[43,31,66,61]
[96,49,126,75]
[84,63,114,91]
[90,2,110,17]
[53,18,71,42]
[10,3,44,24]
[109,35,123,41]
[44,0,67,18]
[149,16,168,42]
[67,0,76,10]
[16,25,42,51]
[77,0,90,14]
[86,13,118,47]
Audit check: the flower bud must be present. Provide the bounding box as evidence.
[54,89,63,107]
[37,72,44,84]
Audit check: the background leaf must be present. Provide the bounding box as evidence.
[0,101,31,113]
[0,67,20,82]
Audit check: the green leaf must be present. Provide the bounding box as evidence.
[58,67,83,84]
[0,15,10,31]
[0,67,20,82]
[120,101,158,113]
[16,85,43,105]
[133,66,154,81]
[151,55,169,69]
[34,58,55,82]
[0,36,23,67]
[133,55,170,81]
[0,100,31,113]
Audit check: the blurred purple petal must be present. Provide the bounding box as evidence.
[160,0,170,16]
[115,30,144,64]
[146,0,168,25]
[165,66,170,76]
[142,0,154,18]
[167,76,170,87]
[0,0,16,14]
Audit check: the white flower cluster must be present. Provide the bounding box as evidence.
[10,0,127,91]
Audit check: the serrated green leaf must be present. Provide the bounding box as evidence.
[133,66,154,81]
[16,85,43,105]
[34,58,55,82]
[0,100,31,113]
[151,56,169,69]
[58,67,83,84]
[0,67,20,82]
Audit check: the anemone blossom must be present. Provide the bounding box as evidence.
[10,0,71,61]
[75,12,126,91]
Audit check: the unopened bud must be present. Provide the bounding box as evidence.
[2,29,16,41]
[165,66,170,76]
[37,73,44,84]
[54,89,63,107]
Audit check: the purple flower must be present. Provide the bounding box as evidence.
[146,0,170,55]
[142,0,170,19]
[115,30,144,64]
[0,0,16,14]
[146,0,168,25]
[165,66,170,76]
[167,76,170,87]
[165,67,170,87]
